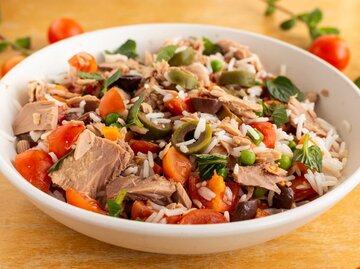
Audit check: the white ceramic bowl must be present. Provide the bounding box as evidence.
[0,24,359,254]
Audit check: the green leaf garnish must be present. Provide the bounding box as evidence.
[14,36,31,49]
[48,149,75,173]
[0,42,8,53]
[78,71,103,80]
[292,134,323,172]
[195,154,228,180]
[265,76,304,103]
[100,69,121,95]
[262,102,289,127]
[126,94,145,128]
[354,77,360,89]
[111,39,138,59]
[202,37,220,56]
[156,45,177,62]
[107,189,127,217]
[280,17,297,30]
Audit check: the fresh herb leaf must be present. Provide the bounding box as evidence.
[14,36,31,49]
[307,8,323,27]
[262,102,289,127]
[292,134,322,172]
[78,71,103,81]
[112,39,138,58]
[156,45,177,62]
[317,27,340,36]
[101,69,121,95]
[354,77,360,89]
[0,42,8,53]
[280,17,297,30]
[48,149,75,173]
[195,154,228,180]
[202,37,220,56]
[265,4,276,16]
[126,94,145,128]
[107,189,127,217]
[266,76,304,103]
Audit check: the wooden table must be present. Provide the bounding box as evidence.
[0,0,359,268]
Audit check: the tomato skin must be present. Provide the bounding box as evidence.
[162,147,192,185]
[48,124,85,158]
[66,188,106,214]
[15,150,53,192]
[290,175,317,202]
[68,52,98,72]
[309,35,350,70]
[48,18,83,43]
[131,200,154,220]
[178,209,227,224]
[128,140,160,154]
[98,87,125,119]
[153,162,163,175]
[250,122,276,148]
[164,97,190,116]
[1,55,26,77]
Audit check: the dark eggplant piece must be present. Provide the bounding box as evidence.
[272,185,294,209]
[190,97,222,114]
[231,200,258,221]
[115,75,142,92]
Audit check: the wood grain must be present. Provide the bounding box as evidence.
[0,0,359,268]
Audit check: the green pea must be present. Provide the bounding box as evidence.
[210,59,223,73]
[288,140,297,151]
[239,150,256,166]
[276,154,292,170]
[253,187,268,198]
[216,165,227,180]
[247,129,264,146]
[105,113,121,126]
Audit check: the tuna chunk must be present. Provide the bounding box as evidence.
[66,95,100,112]
[106,174,176,201]
[288,96,326,137]
[12,101,58,135]
[255,149,282,163]
[233,164,287,193]
[50,130,133,198]
[209,86,262,119]
[185,63,210,87]
[173,182,192,209]
[217,40,251,59]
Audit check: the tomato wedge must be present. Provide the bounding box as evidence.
[164,97,190,116]
[178,209,227,224]
[68,52,98,72]
[131,200,154,220]
[162,147,192,185]
[98,87,125,119]
[250,122,276,148]
[15,150,53,192]
[48,123,85,158]
[129,140,161,154]
[66,188,106,214]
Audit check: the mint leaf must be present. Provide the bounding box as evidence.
[266,76,304,103]
[354,77,360,89]
[203,37,220,56]
[113,39,138,58]
[280,17,297,30]
[271,105,289,127]
[195,154,228,180]
[265,4,276,16]
[0,42,8,53]
[101,69,121,95]
[48,149,75,173]
[292,134,322,172]
[14,36,31,49]
[156,45,177,62]
[108,189,127,217]
[78,71,103,80]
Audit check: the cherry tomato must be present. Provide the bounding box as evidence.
[162,147,192,185]
[250,122,276,148]
[98,87,125,118]
[1,55,26,77]
[178,209,227,224]
[68,52,98,72]
[128,140,160,154]
[15,150,53,192]
[48,18,84,43]
[153,162,163,175]
[164,97,190,116]
[66,188,106,214]
[131,200,154,220]
[309,35,350,70]
[290,175,317,202]
[48,123,85,158]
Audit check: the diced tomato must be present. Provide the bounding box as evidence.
[131,200,154,220]
[290,175,317,202]
[128,140,160,154]
[293,162,308,173]
[207,172,228,212]
[57,106,67,124]
[163,147,192,185]
[48,123,85,158]
[178,209,227,224]
[226,182,240,213]
[14,150,53,192]
[153,162,163,175]
[166,215,182,224]
[164,97,190,116]
[68,52,98,72]
[98,87,125,119]
[250,122,276,148]
[184,96,194,113]
[66,188,106,214]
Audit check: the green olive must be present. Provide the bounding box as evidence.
[217,105,243,124]
[167,68,199,90]
[219,70,256,87]
[171,120,212,155]
[168,47,195,66]
[138,112,172,139]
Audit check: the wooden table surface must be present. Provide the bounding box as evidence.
[0,0,359,268]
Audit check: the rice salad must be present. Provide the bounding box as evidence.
[9,37,347,224]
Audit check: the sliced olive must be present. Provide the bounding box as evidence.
[115,75,142,92]
[272,185,294,209]
[138,112,172,139]
[231,200,258,221]
[171,120,212,155]
[219,70,255,87]
[167,68,199,90]
[217,105,243,124]
[168,47,195,66]
[190,97,222,114]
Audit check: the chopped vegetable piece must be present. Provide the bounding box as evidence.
[107,189,127,217]
[104,113,121,126]
[292,134,322,172]
[247,128,264,146]
[110,39,138,59]
[156,45,177,62]
[131,200,154,220]
[250,122,276,148]
[68,52,98,72]
[129,140,160,154]
[239,150,256,166]
[253,187,268,198]
[164,96,190,116]
[207,171,228,212]
[48,149,75,173]
[272,185,294,209]
[137,112,172,139]
[210,59,223,72]
[202,37,220,56]
[276,154,292,170]
[168,47,195,66]
[66,188,106,214]
[195,154,228,180]
[99,87,125,119]
[101,69,122,95]
[288,140,297,151]
[178,209,227,224]
[102,126,122,141]
[163,147,192,185]
[126,94,145,128]
[219,70,256,87]
[265,76,304,103]
[167,68,199,90]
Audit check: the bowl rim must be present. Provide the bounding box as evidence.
[1,23,359,236]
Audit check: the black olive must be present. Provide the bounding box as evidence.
[115,75,142,92]
[231,200,258,222]
[190,97,222,114]
[272,185,294,209]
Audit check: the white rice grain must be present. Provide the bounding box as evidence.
[48,152,58,163]
[179,145,189,154]
[148,151,154,168]
[194,118,206,140]
[247,125,260,140]
[203,137,219,154]
[89,112,102,123]
[224,211,230,222]
[143,160,150,178]
[176,139,196,147]
[198,187,216,201]
[44,94,65,106]
[145,112,165,119]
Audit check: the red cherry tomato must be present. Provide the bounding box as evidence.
[164,97,191,116]
[15,150,53,192]
[131,200,154,220]
[178,209,227,224]
[309,35,350,70]
[290,175,317,202]
[48,18,84,43]
[1,55,26,77]
[66,188,106,214]
[250,122,276,148]
[48,124,85,158]
[128,140,160,154]
[68,52,98,73]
